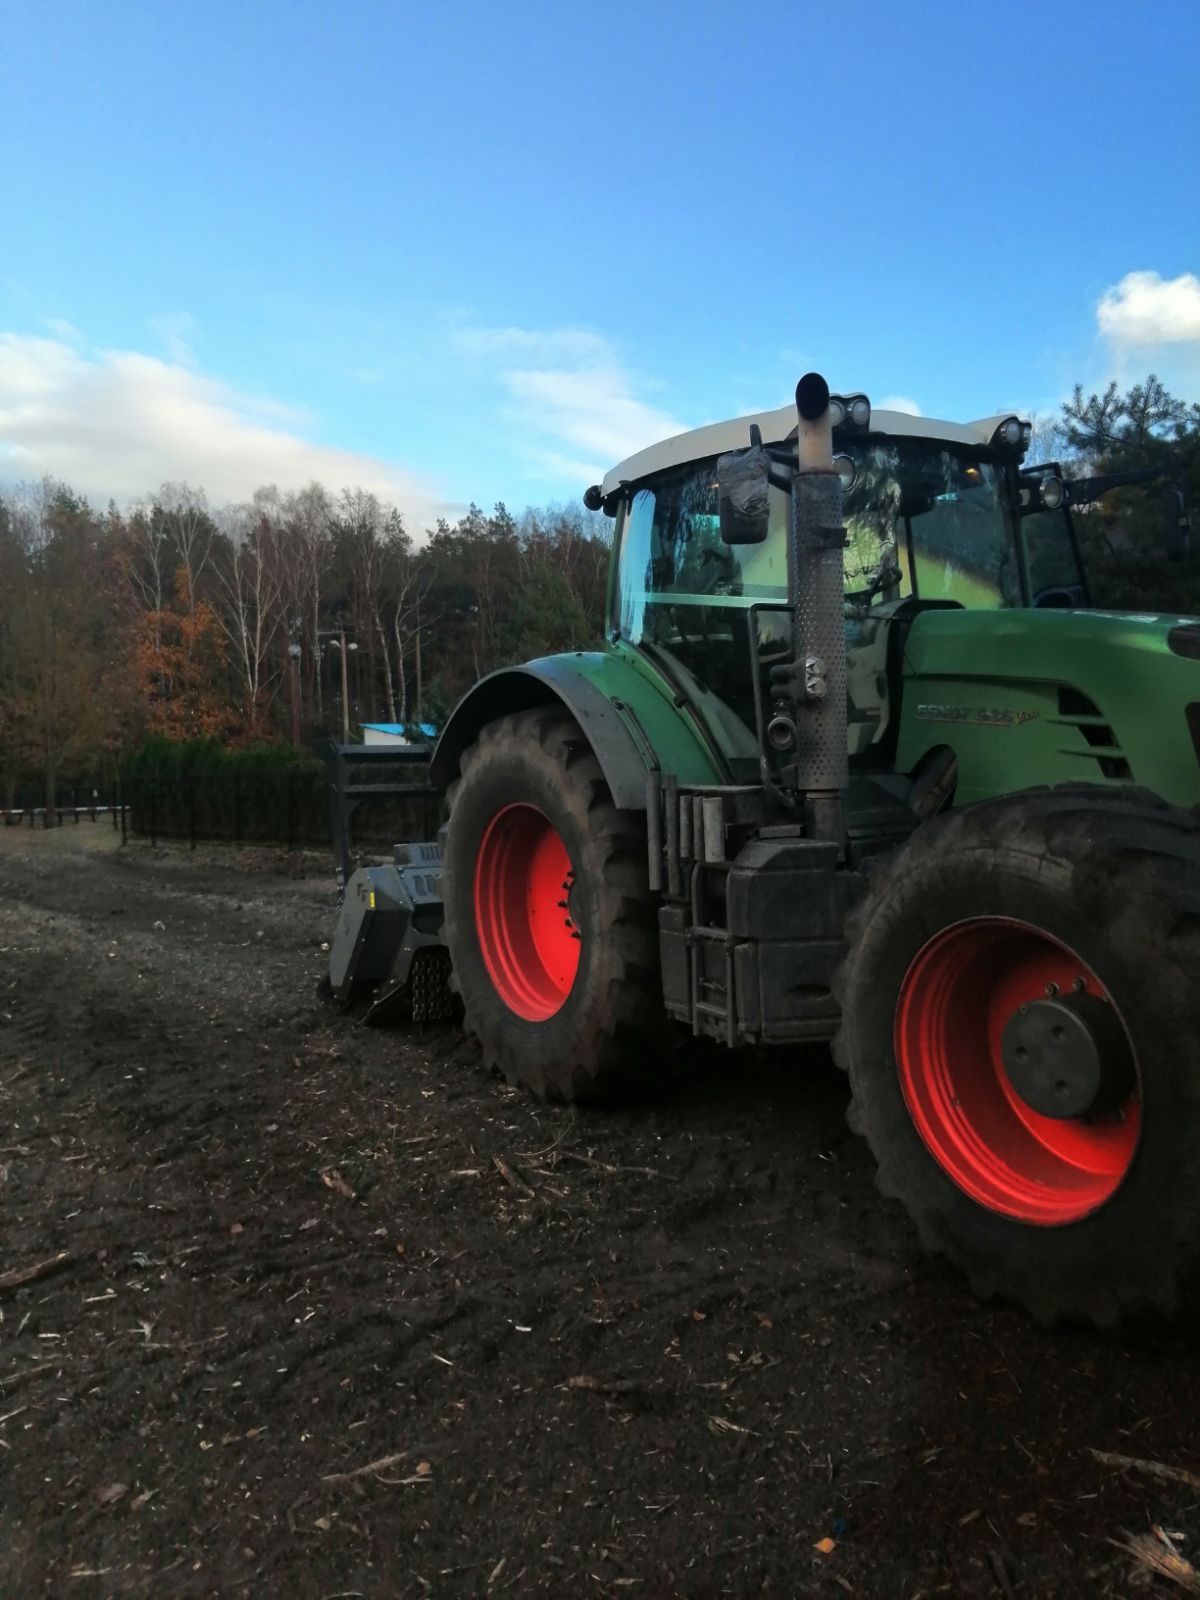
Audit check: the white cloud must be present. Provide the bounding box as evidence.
[453,322,687,484]
[0,331,453,526]
[876,393,922,416]
[1096,270,1200,348]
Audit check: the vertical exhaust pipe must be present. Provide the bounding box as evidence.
[786,373,848,845]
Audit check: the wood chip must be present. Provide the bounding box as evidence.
[1117,1529,1200,1594]
[708,1415,754,1436]
[319,1168,356,1201]
[566,1375,647,1396]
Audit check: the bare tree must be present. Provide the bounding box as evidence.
[212,493,287,730]
[282,483,333,723]
[155,482,214,609]
[383,533,431,723]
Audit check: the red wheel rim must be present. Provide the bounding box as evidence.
[474,804,581,1021]
[894,918,1140,1225]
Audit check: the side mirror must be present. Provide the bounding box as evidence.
[1163,479,1190,562]
[717,444,771,545]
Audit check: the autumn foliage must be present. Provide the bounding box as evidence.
[135,574,230,741]
[0,478,610,807]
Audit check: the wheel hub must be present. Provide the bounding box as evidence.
[1000,993,1135,1119]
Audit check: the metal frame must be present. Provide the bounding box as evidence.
[323,740,439,889]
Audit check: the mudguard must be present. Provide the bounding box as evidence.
[429,657,654,810]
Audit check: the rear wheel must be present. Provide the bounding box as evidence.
[833,789,1200,1324]
[443,708,666,1102]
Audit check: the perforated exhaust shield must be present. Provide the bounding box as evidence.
[790,469,848,796]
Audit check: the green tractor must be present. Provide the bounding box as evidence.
[330,374,1200,1326]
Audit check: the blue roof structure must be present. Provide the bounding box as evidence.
[362,722,438,739]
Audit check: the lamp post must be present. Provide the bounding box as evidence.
[327,627,359,744]
[287,640,302,749]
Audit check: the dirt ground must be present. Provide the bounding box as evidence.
[2,825,1199,1599]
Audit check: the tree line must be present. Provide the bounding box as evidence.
[0,373,1196,809]
[0,481,610,807]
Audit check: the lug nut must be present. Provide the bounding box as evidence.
[1045,982,1059,997]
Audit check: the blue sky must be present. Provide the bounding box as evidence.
[2,0,1198,526]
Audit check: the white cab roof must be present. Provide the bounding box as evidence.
[599,401,1023,497]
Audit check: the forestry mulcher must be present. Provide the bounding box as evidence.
[329,374,1200,1326]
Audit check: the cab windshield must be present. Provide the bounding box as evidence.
[612,437,1082,771]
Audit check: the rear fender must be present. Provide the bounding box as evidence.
[430,658,651,810]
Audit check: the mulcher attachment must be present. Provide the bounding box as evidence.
[328,842,453,1022]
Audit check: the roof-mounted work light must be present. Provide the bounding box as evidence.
[829,392,871,434]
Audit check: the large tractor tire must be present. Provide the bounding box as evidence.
[442,707,666,1102]
[832,787,1200,1326]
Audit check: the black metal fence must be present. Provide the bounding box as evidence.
[4,750,444,859]
[120,757,441,855]
[123,765,331,849]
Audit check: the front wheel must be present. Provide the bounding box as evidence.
[833,790,1200,1325]
[442,708,666,1102]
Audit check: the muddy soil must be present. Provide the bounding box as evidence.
[1,824,1198,1598]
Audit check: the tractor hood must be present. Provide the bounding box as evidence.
[905,605,1200,670]
[897,607,1200,809]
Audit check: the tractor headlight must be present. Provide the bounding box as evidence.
[830,393,870,433]
[1040,475,1065,510]
[834,453,857,492]
[992,415,1028,453]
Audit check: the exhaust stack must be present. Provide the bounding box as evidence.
[781,373,849,844]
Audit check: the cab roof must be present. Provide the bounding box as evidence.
[599,401,1025,498]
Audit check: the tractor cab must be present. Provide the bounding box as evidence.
[604,401,1089,782]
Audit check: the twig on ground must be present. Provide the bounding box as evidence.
[517,1114,577,1160]
[322,1451,407,1483]
[565,1374,650,1395]
[0,1252,73,1293]
[986,1548,1017,1600]
[1089,1447,1200,1494]
[492,1155,535,1199]
[0,1364,54,1393]
[553,1150,675,1182]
